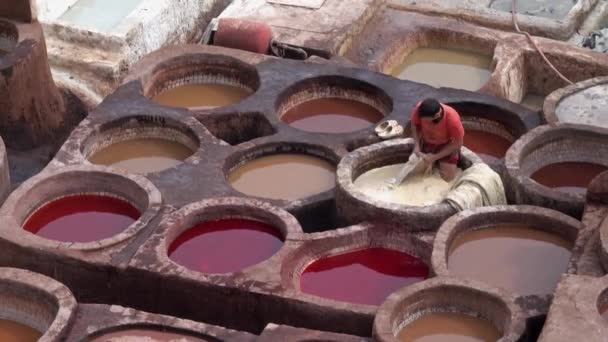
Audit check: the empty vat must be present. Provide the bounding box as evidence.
[152,83,252,109]
[397,312,501,342]
[392,48,492,91]
[353,164,461,206]
[168,218,284,274]
[228,154,336,201]
[280,98,385,133]
[531,162,608,195]
[448,224,572,296]
[463,130,512,163]
[23,194,141,243]
[59,0,143,32]
[0,320,41,342]
[88,137,195,173]
[89,328,210,341]
[300,248,428,306]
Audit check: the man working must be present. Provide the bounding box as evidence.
[410,98,464,182]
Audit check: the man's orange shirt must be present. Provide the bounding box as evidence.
[411,103,465,145]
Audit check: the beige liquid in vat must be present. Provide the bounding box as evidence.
[0,319,41,342]
[152,84,251,108]
[448,225,572,296]
[354,164,460,206]
[89,138,194,173]
[228,154,336,200]
[397,312,502,342]
[392,48,492,91]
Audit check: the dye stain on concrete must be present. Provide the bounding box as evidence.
[392,48,492,91]
[555,84,608,128]
[300,248,428,306]
[88,138,195,173]
[0,320,41,342]
[168,219,283,274]
[152,84,252,109]
[354,164,460,206]
[489,0,574,20]
[531,162,608,194]
[448,225,572,296]
[89,328,210,341]
[228,154,336,201]
[397,312,502,342]
[23,195,141,243]
[463,130,512,163]
[59,0,143,32]
[281,98,385,133]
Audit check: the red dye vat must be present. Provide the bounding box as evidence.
[300,248,428,306]
[168,219,284,274]
[23,195,141,243]
[463,130,512,163]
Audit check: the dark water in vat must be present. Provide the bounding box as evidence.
[168,219,284,274]
[300,248,428,306]
[23,195,141,243]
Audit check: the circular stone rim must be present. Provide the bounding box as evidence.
[275,75,393,134]
[505,123,608,215]
[79,115,205,175]
[161,197,303,276]
[142,53,261,110]
[0,164,162,251]
[0,267,77,341]
[544,76,608,126]
[337,138,482,230]
[373,277,525,342]
[432,205,581,297]
[281,222,432,310]
[223,141,339,202]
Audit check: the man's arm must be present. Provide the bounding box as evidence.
[432,136,463,160]
[411,124,422,156]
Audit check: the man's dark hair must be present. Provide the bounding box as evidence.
[418,98,441,118]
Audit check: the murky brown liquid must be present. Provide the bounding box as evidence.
[0,319,41,342]
[89,138,194,173]
[392,48,492,91]
[89,328,210,341]
[228,154,336,200]
[281,98,384,133]
[152,83,251,108]
[521,93,545,111]
[531,162,607,195]
[448,225,572,296]
[397,312,501,342]
[463,130,512,163]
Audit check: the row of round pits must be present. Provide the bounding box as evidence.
[168,218,283,274]
[531,162,608,195]
[277,76,392,134]
[82,117,200,174]
[23,194,141,243]
[89,328,210,341]
[448,224,572,296]
[146,55,259,110]
[391,48,493,91]
[354,163,459,206]
[0,320,41,342]
[300,248,428,306]
[228,153,336,201]
[397,312,501,342]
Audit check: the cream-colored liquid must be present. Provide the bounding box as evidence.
[398,312,502,342]
[448,225,572,296]
[392,48,492,91]
[89,138,194,173]
[521,93,545,111]
[354,164,461,206]
[152,84,252,109]
[228,154,336,200]
[89,328,209,341]
[0,319,41,342]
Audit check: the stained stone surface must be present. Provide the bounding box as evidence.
[556,84,608,128]
[489,0,576,19]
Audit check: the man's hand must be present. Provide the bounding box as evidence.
[422,153,437,165]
